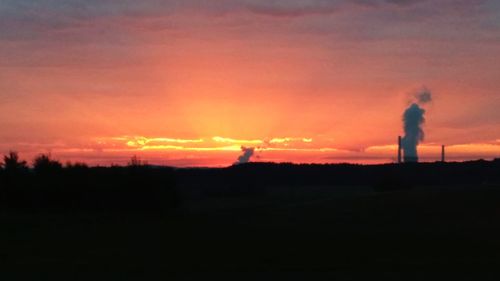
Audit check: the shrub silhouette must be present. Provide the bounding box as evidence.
[128,155,147,167]
[65,162,88,169]
[33,154,62,175]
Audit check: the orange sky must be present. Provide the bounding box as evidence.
[1,0,499,166]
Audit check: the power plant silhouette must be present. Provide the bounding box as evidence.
[397,136,445,163]
[398,87,447,163]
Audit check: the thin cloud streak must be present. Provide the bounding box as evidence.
[212,136,264,144]
[2,138,498,167]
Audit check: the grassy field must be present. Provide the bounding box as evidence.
[2,185,500,280]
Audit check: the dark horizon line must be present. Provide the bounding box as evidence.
[12,159,499,170]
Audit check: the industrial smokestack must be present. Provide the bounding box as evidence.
[401,88,432,163]
[441,145,445,162]
[398,136,402,164]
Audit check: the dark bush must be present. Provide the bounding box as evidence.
[33,154,63,175]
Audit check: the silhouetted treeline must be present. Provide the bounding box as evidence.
[0,153,178,213]
[1,151,499,212]
[177,159,500,194]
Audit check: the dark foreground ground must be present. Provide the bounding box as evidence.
[2,184,500,280]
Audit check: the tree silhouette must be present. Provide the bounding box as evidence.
[128,155,147,167]
[2,151,27,173]
[33,154,62,174]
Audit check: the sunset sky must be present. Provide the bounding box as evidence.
[1,0,499,166]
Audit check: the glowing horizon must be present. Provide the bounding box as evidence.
[1,1,499,167]
[2,135,499,167]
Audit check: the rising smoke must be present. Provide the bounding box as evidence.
[234,146,255,165]
[402,88,432,163]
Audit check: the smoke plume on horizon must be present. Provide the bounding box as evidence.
[402,88,432,162]
[234,146,255,165]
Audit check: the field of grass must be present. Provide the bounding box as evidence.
[2,185,500,280]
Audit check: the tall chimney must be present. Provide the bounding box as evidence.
[441,145,445,162]
[398,136,402,164]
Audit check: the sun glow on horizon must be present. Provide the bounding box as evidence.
[1,1,499,167]
[2,135,497,167]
